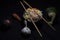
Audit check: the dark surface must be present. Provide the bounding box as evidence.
[0,0,60,40]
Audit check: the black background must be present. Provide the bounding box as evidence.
[0,0,60,40]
